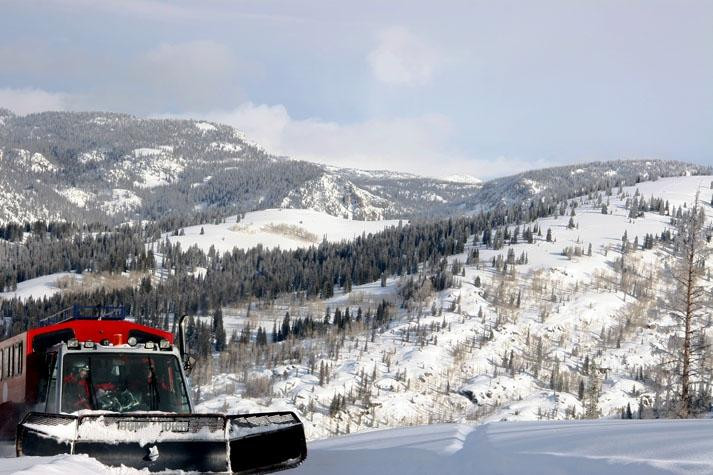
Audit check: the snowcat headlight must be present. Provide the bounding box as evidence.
[159,339,171,350]
[128,337,137,347]
[100,339,110,346]
[84,340,95,349]
[145,341,155,350]
[67,338,80,349]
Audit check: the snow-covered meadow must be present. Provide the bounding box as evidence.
[159,208,404,254]
[0,272,82,302]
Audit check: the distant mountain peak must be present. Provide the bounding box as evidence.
[441,174,482,185]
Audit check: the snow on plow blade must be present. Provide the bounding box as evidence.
[17,411,307,473]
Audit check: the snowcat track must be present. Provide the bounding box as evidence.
[16,411,307,473]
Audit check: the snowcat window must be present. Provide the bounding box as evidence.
[61,353,190,414]
[45,353,59,413]
[36,352,56,407]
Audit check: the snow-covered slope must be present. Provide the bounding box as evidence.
[193,175,713,443]
[0,272,81,302]
[295,419,713,475]
[281,174,393,220]
[162,208,404,254]
[4,419,713,474]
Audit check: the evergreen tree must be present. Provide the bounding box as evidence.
[212,307,226,352]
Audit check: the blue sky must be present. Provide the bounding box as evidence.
[1,0,711,178]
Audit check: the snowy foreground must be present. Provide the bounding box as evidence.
[3,419,713,474]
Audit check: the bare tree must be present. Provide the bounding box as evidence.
[669,194,710,417]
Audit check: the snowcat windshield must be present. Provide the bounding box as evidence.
[61,353,191,414]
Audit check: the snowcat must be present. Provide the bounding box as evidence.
[0,306,307,473]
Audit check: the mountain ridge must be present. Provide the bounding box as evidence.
[0,110,710,225]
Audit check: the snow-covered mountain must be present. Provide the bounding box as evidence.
[1,110,708,224]
[0,110,479,224]
[444,160,710,214]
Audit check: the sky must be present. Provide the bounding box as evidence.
[0,0,711,179]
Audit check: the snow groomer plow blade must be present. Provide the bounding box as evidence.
[17,410,307,473]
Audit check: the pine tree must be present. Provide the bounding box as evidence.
[281,311,291,341]
[213,307,226,352]
[585,363,601,419]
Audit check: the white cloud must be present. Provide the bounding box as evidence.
[0,87,552,178]
[0,88,74,115]
[367,26,438,86]
[187,102,492,177]
[194,103,561,179]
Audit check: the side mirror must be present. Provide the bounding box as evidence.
[183,354,197,376]
[178,315,189,359]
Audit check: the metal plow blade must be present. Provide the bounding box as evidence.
[228,412,307,474]
[17,411,307,474]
